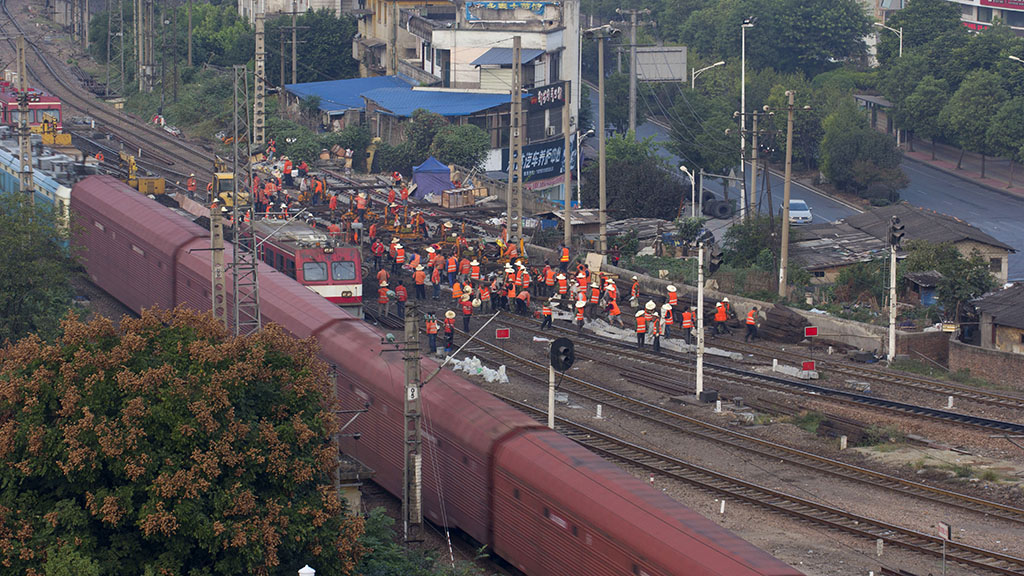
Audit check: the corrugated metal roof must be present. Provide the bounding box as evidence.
[285,76,413,113]
[975,283,1024,330]
[843,203,1015,252]
[363,87,510,117]
[790,222,888,270]
[471,47,546,66]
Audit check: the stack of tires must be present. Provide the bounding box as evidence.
[701,191,736,219]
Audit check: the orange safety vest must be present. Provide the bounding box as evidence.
[663,309,673,325]
[425,320,438,334]
[356,195,367,209]
[186,177,196,192]
[431,267,441,284]
[576,307,585,322]
[396,248,406,264]
[414,270,426,285]
[715,305,727,322]
[378,287,389,304]
[447,257,458,273]
[635,315,647,334]
[460,259,471,275]
[668,291,677,306]
[560,247,570,262]
[558,277,568,294]
[589,287,601,304]
[453,283,463,299]
[544,267,555,286]
[471,264,480,280]
[609,300,621,316]
[682,311,694,328]
[395,286,408,302]
[480,286,491,301]
[631,281,640,299]
[542,305,552,316]
[747,310,758,325]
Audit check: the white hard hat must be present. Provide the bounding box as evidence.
[472,298,481,307]
[635,310,645,318]
[380,281,388,287]
[189,173,195,177]
[415,265,424,271]
[426,246,435,253]
[661,303,672,311]
[280,202,287,209]
[394,243,403,249]
[645,301,656,311]
[576,301,586,308]
[445,310,456,319]
[631,275,638,280]
[723,297,729,302]
[471,259,479,266]
[667,285,677,292]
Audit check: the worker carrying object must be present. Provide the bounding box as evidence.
[575,300,586,332]
[444,310,456,354]
[745,306,760,343]
[661,303,673,338]
[714,301,730,336]
[630,276,640,308]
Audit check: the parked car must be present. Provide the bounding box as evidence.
[787,199,813,225]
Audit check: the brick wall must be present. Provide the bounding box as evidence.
[949,338,1024,390]
[896,330,950,367]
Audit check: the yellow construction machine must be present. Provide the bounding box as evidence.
[119,150,165,194]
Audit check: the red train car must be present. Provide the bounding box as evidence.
[0,81,62,131]
[250,219,363,315]
[71,175,803,576]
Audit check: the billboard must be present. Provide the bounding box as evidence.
[635,46,688,82]
[981,0,1024,8]
[502,135,578,182]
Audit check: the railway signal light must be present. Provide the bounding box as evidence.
[889,216,904,248]
[550,338,575,371]
[708,245,724,276]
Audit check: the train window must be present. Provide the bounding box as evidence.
[513,488,520,500]
[285,259,296,279]
[131,244,145,257]
[571,525,577,537]
[632,564,639,575]
[276,254,284,270]
[331,261,357,281]
[543,507,549,518]
[303,262,328,282]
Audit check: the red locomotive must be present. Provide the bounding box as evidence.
[249,219,363,315]
[0,81,62,132]
[72,175,802,576]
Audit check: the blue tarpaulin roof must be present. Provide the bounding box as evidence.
[363,87,510,117]
[471,47,546,66]
[414,156,450,173]
[285,76,414,113]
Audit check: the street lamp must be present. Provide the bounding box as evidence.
[691,61,725,90]
[740,17,755,222]
[576,128,595,205]
[873,22,903,58]
[679,165,696,219]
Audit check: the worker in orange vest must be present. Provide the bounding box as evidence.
[443,310,456,353]
[431,265,442,300]
[425,313,439,355]
[605,279,618,303]
[575,300,586,332]
[461,294,475,332]
[606,298,623,328]
[413,265,427,300]
[447,255,458,285]
[543,263,556,297]
[459,257,472,280]
[452,280,463,303]
[376,267,390,287]
[661,303,674,339]
[559,242,570,272]
[556,273,568,297]
[630,276,640,308]
[647,301,661,353]
[470,259,481,281]
[327,220,342,239]
[667,285,678,307]
[355,192,368,221]
[634,310,647,349]
[388,188,397,205]
[540,298,553,330]
[714,301,730,337]
[479,283,492,311]
[371,240,385,270]
[745,306,760,342]
[377,281,391,320]
[186,173,197,195]
[394,280,408,318]
[392,243,406,275]
[682,306,695,345]
[588,281,601,319]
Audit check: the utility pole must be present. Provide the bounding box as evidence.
[614,8,651,137]
[82,0,89,51]
[106,0,125,96]
[147,0,154,92]
[253,9,266,148]
[292,0,298,84]
[562,81,573,246]
[210,203,227,328]
[388,0,399,75]
[740,17,754,221]
[160,11,166,110]
[172,5,178,101]
[279,30,287,112]
[187,0,192,67]
[778,90,796,299]
[16,36,33,203]
[584,25,619,253]
[506,36,524,246]
[750,111,759,217]
[231,65,261,336]
[402,302,423,543]
[695,242,705,398]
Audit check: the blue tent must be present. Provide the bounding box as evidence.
[412,156,453,198]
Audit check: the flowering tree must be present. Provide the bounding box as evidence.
[0,308,364,575]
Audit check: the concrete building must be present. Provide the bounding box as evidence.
[945,0,1024,31]
[973,284,1024,354]
[239,0,353,24]
[352,0,580,124]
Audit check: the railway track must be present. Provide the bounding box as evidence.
[367,305,1024,528]
[1,1,215,183]
[710,337,1024,412]
[484,311,1024,435]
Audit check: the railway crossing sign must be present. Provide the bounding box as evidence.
[937,522,951,540]
[804,326,818,337]
[496,328,511,340]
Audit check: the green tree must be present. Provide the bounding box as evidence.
[820,101,906,202]
[877,0,963,65]
[300,95,323,124]
[321,124,373,172]
[986,98,1024,187]
[721,215,779,270]
[939,70,1008,174]
[901,75,949,157]
[580,134,681,220]
[0,309,366,575]
[603,72,631,134]
[666,87,736,174]
[431,124,490,169]
[0,194,75,343]
[763,82,824,170]
[266,9,360,84]
[902,240,996,315]
[405,109,450,158]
